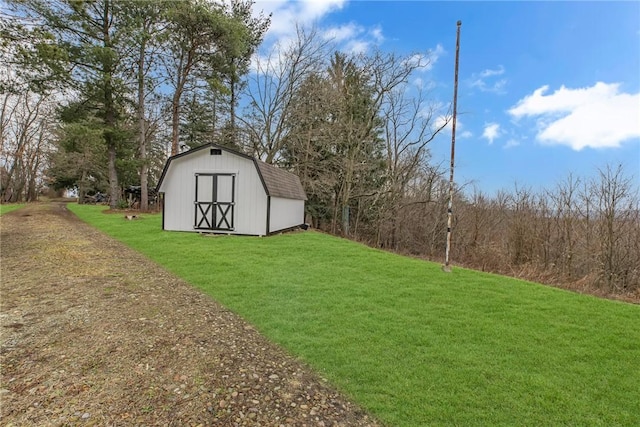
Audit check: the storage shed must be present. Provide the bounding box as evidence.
[156,143,307,236]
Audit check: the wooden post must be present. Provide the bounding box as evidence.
[443,20,461,273]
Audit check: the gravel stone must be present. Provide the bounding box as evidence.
[0,202,380,426]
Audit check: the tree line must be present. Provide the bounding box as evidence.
[373,165,639,298]
[1,1,637,297]
[2,0,269,209]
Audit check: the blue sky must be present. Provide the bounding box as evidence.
[253,0,640,194]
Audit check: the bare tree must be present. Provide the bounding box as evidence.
[241,25,330,162]
[547,174,581,278]
[378,83,450,248]
[0,91,55,202]
[575,178,597,278]
[593,164,639,291]
[328,50,443,236]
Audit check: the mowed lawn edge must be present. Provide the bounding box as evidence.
[68,204,640,427]
[0,203,25,216]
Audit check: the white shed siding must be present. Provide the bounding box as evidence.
[160,149,268,235]
[269,196,305,233]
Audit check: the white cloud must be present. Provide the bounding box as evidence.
[432,116,471,140]
[253,1,387,59]
[344,39,370,55]
[255,0,347,39]
[404,44,445,72]
[503,139,520,149]
[468,65,507,94]
[413,77,438,92]
[322,22,363,42]
[482,123,501,145]
[434,115,450,130]
[321,22,385,54]
[489,79,507,93]
[508,82,640,150]
[405,53,426,68]
[249,0,349,74]
[370,26,384,43]
[479,66,505,78]
[430,44,445,65]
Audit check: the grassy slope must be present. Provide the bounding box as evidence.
[0,203,25,216]
[69,204,640,427]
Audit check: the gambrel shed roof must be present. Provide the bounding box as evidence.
[156,143,307,201]
[255,161,307,200]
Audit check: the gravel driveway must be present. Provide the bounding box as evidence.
[0,202,379,426]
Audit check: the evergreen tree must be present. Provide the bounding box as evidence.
[9,0,130,208]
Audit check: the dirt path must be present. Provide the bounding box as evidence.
[1,203,379,427]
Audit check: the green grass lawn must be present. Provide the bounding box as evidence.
[69,204,640,427]
[0,203,25,216]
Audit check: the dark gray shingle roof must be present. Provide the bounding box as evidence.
[255,161,307,201]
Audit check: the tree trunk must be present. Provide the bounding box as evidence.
[340,152,355,236]
[27,175,37,201]
[137,40,148,211]
[107,142,118,208]
[342,205,350,236]
[331,189,339,234]
[10,159,24,202]
[103,0,119,209]
[79,169,88,204]
[26,150,41,202]
[170,53,191,156]
[171,92,180,156]
[229,76,237,147]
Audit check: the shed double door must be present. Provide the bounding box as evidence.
[194,173,235,231]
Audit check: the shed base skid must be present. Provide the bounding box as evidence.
[195,223,308,237]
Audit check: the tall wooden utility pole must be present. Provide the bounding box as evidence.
[443,20,461,273]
